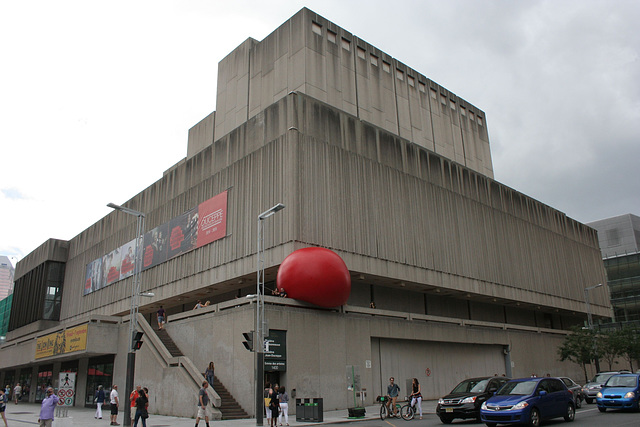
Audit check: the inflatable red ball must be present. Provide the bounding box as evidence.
[276,247,351,307]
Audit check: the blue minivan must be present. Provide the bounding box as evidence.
[480,377,575,426]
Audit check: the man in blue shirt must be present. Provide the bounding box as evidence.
[38,387,59,427]
[387,377,400,417]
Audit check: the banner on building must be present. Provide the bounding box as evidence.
[35,324,88,359]
[84,190,228,295]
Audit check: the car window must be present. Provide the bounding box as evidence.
[606,376,638,388]
[536,380,550,394]
[591,373,615,383]
[561,378,573,387]
[549,379,565,393]
[452,379,489,393]
[497,381,536,396]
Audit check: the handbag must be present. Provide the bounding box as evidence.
[142,409,149,419]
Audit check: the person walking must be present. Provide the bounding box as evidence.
[264,382,273,426]
[12,384,21,405]
[37,387,59,427]
[205,362,215,387]
[133,389,148,427]
[0,388,8,427]
[110,384,120,426]
[387,377,400,417]
[156,306,166,329]
[195,381,211,427]
[409,378,423,420]
[95,385,105,419]
[277,385,289,426]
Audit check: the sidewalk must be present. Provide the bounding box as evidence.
[3,400,438,426]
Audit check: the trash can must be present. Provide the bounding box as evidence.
[295,398,323,422]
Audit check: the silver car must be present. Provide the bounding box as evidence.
[582,371,626,404]
[560,377,583,408]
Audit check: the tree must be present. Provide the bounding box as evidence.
[558,325,599,383]
[617,326,640,371]
[599,329,623,371]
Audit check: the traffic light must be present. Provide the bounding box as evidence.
[132,331,144,350]
[242,331,254,352]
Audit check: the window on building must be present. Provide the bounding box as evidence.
[85,355,114,408]
[419,82,426,92]
[430,88,437,100]
[470,111,475,121]
[36,365,53,402]
[460,106,466,116]
[477,116,484,126]
[327,29,337,43]
[408,75,415,87]
[440,94,447,105]
[357,47,366,59]
[396,69,404,80]
[370,54,378,66]
[341,37,350,50]
[450,100,456,110]
[311,22,322,36]
[382,61,391,72]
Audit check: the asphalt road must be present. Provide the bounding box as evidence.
[332,405,640,427]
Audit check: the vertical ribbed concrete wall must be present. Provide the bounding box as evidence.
[213,8,493,178]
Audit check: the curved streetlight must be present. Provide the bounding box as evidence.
[255,203,285,426]
[584,283,603,372]
[107,202,145,427]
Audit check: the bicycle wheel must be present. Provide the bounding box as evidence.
[401,403,415,420]
[380,403,388,420]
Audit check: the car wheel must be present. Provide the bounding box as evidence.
[439,416,453,424]
[598,407,606,412]
[529,407,540,427]
[564,403,575,422]
[585,397,593,404]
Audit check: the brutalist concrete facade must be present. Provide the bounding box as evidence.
[1,8,610,419]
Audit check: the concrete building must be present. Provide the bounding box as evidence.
[588,214,640,324]
[0,8,610,420]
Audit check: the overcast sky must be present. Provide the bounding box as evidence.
[1,0,639,264]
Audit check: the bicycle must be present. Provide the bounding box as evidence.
[377,395,402,420]
[400,395,418,420]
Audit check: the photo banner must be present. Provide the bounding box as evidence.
[84,190,229,295]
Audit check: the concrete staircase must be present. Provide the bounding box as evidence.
[154,328,183,357]
[212,375,249,420]
[151,324,248,420]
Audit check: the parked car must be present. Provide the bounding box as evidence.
[596,373,640,412]
[480,377,575,427]
[436,376,510,424]
[582,371,626,404]
[560,377,584,408]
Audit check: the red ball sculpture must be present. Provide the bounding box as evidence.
[277,247,351,307]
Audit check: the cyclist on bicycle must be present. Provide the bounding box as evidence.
[410,378,423,420]
[387,377,400,417]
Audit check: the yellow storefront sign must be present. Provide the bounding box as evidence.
[35,324,88,359]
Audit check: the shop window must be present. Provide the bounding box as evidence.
[35,365,53,402]
[85,356,114,407]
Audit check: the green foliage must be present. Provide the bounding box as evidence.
[557,326,599,383]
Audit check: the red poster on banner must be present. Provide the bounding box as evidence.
[197,191,228,247]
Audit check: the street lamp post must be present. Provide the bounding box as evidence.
[255,203,285,426]
[107,202,146,427]
[584,283,603,373]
